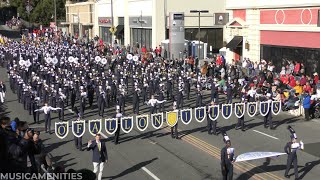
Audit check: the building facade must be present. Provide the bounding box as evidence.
[65,0,228,54]
[225,0,320,74]
[65,0,95,39]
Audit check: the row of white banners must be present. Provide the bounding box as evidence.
[55,101,282,139]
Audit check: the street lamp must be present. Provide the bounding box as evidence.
[190,10,209,61]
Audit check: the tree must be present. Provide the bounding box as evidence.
[11,0,66,26]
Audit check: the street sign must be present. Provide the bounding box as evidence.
[109,26,117,34]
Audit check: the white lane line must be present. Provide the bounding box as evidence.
[67,108,74,113]
[252,130,279,140]
[141,167,160,180]
[100,132,109,139]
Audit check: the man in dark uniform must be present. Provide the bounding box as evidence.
[264,93,274,129]
[32,97,41,124]
[207,101,218,135]
[74,108,83,151]
[114,108,122,145]
[226,82,233,104]
[158,84,166,112]
[132,84,140,114]
[235,96,246,131]
[166,76,173,100]
[196,85,202,107]
[284,126,303,179]
[97,87,106,117]
[70,86,76,109]
[57,89,65,121]
[221,131,235,180]
[171,101,179,139]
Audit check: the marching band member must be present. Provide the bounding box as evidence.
[34,103,61,134]
[171,101,179,139]
[132,83,140,114]
[264,93,274,130]
[284,126,304,179]
[0,81,6,103]
[207,100,218,135]
[114,106,122,145]
[235,96,246,131]
[221,131,235,180]
[146,95,166,114]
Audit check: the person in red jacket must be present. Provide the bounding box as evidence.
[141,45,147,54]
[294,62,300,75]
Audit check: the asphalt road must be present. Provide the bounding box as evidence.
[1,66,320,180]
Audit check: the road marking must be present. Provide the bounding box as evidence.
[163,127,283,180]
[100,132,109,139]
[67,108,74,113]
[252,130,279,140]
[141,167,160,180]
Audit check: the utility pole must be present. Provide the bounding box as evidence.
[190,10,209,60]
[111,0,114,47]
[54,0,57,31]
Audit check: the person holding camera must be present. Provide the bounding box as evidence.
[9,127,42,173]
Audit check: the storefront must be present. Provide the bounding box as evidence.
[129,16,152,50]
[225,0,320,75]
[98,17,113,44]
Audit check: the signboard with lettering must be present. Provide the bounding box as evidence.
[98,17,112,26]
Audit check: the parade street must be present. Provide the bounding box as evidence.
[1,66,320,180]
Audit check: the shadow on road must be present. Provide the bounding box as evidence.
[103,157,158,179]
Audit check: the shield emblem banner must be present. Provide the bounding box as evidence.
[272,101,281,115]
[72,120,85,138]
[151,113,163,129]
[260,101,270,116]
[222,104,232,119]
[89,119,102,136]
[105,118,118,135]
[167,110,178,127]
[121,116,134,133]
[195,107,206,122]
[208,105,219,121]
[180,109,192,125]
[234,103,245,118]
[136,115,149,132]
[247,102,258,117]
[55,121,69,139]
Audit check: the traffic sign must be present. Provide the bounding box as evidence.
[109,26,117,34]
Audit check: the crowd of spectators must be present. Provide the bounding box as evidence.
[5,16,21,29]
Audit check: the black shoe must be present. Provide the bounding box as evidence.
[241,129,246,132]
[264,126,268,129]
[235,126,240,130]
[208,132,212,135]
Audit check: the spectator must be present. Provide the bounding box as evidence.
[303,91,311,121]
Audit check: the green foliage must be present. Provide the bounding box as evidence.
[11,0,66,26]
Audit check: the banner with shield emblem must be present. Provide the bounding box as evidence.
[222,104,232,119]
[121,116,134,133]
[195,107,206,122]
[105,118,118,135]
[55,121,69,139]
[247,102,258,117]
[272,101,281,115]
[208,105,219,121]
[260,101,270,116]
[136,115,149,132]
[180,109,192,125]
[89,119,102,136]
[151,113,164,129]
[234,103,245,118]
[72,120,85,138]
[167,110,178,127]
